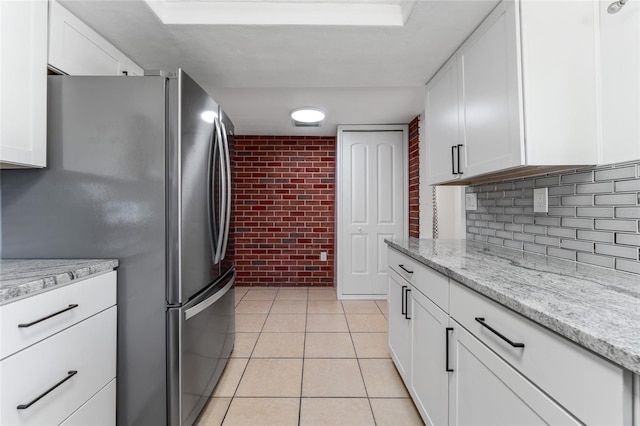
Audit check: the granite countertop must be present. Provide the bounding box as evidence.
[385,238,640,375]
[0,259,119,305]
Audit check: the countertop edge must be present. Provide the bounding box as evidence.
[385,239,640,375]
[0,259,119,305]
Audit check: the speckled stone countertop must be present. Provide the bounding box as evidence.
[0,259,119,305]
[385,238,640,375]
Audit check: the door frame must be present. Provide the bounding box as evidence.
[335,124,409,300]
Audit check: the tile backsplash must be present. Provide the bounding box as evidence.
[466,161,640,275]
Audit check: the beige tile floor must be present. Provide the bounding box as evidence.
[196,286,424,426]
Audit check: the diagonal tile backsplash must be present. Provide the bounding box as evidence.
[466,161,640,275]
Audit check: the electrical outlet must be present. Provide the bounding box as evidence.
[320,252,327,261]
[534,188,548,213]
[465,193,478,211]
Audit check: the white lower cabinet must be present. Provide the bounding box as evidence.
[60,379,116,426]
[0,308,116,426]
[448,324,580,426]
[410,288,449,426]
[0,271,117,426]
[388,270,411,381]
[387,246,633,426]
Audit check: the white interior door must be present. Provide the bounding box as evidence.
[338,127,407,298]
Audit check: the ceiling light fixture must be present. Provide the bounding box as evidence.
[291,107,325,125]
[607,0,629,13]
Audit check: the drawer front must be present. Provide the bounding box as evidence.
[0,271,116,359]
[60,379,116,426]
[388,248,449,312]
[1,307,117,426]
[450,281,630,426]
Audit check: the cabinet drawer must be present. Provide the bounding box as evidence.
[450,281,631,426]
[388,248,449,312]
[0,271,116,359]
[60,379,115,426]
[0,307,117,426]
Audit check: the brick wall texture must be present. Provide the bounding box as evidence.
[232,136,336,287]
[466,161,640,275]
[408,116,420,238]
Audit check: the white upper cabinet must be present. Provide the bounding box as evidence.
[598,0,640,164]
[426,0,600,185]
[425,56,461,184]
[0,0,48,168]
[48,0,143,76]
[457,0,522,180]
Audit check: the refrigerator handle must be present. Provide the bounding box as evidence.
[219,120,232,261]
[207,118,218,262]
[214,118,226,265]
[184,276,234,320]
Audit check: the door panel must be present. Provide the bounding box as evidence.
[350,143,368,224]
[377,144,394,223]
[340,129,405,296]
[351,234,369,274]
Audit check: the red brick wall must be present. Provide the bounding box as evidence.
[232,136,335,287]
[408,116,420,238]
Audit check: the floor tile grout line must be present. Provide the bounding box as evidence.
[346,319,379,426]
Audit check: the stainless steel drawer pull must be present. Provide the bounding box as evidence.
[18,304,79,328]
[17,370,78,410]
[398,264,414,274]
[475,317,525,348]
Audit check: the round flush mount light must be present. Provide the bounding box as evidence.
[290,107,325,124]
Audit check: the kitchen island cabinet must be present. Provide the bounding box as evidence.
[386,239,636,425]
[0,260,118,426]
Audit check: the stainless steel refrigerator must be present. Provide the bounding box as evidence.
[0,70,235,425]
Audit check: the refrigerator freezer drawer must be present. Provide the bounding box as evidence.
[167,271,235,426]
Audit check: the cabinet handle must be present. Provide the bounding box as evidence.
[445,327,454,372]
[404,288,412,320]
[475,317,525,348]
[401,286,407,316]
[398,264,413,274]
[17,370,78,410]
[457,144,463,175]
[18,304,79,328]
[451,145,457,175]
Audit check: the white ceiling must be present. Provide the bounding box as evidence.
[59,0,499,136]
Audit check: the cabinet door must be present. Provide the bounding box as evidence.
[448,324,580,426]
[48,0,128,76]
[425,55,461,185]
[411,289,449,426]
[599,0,640,164]
[458,0,523,178]
[388,271,411,382]
[0,0,47,168]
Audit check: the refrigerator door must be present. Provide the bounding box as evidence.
[167,269,235,426]
[168,69,222,305]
